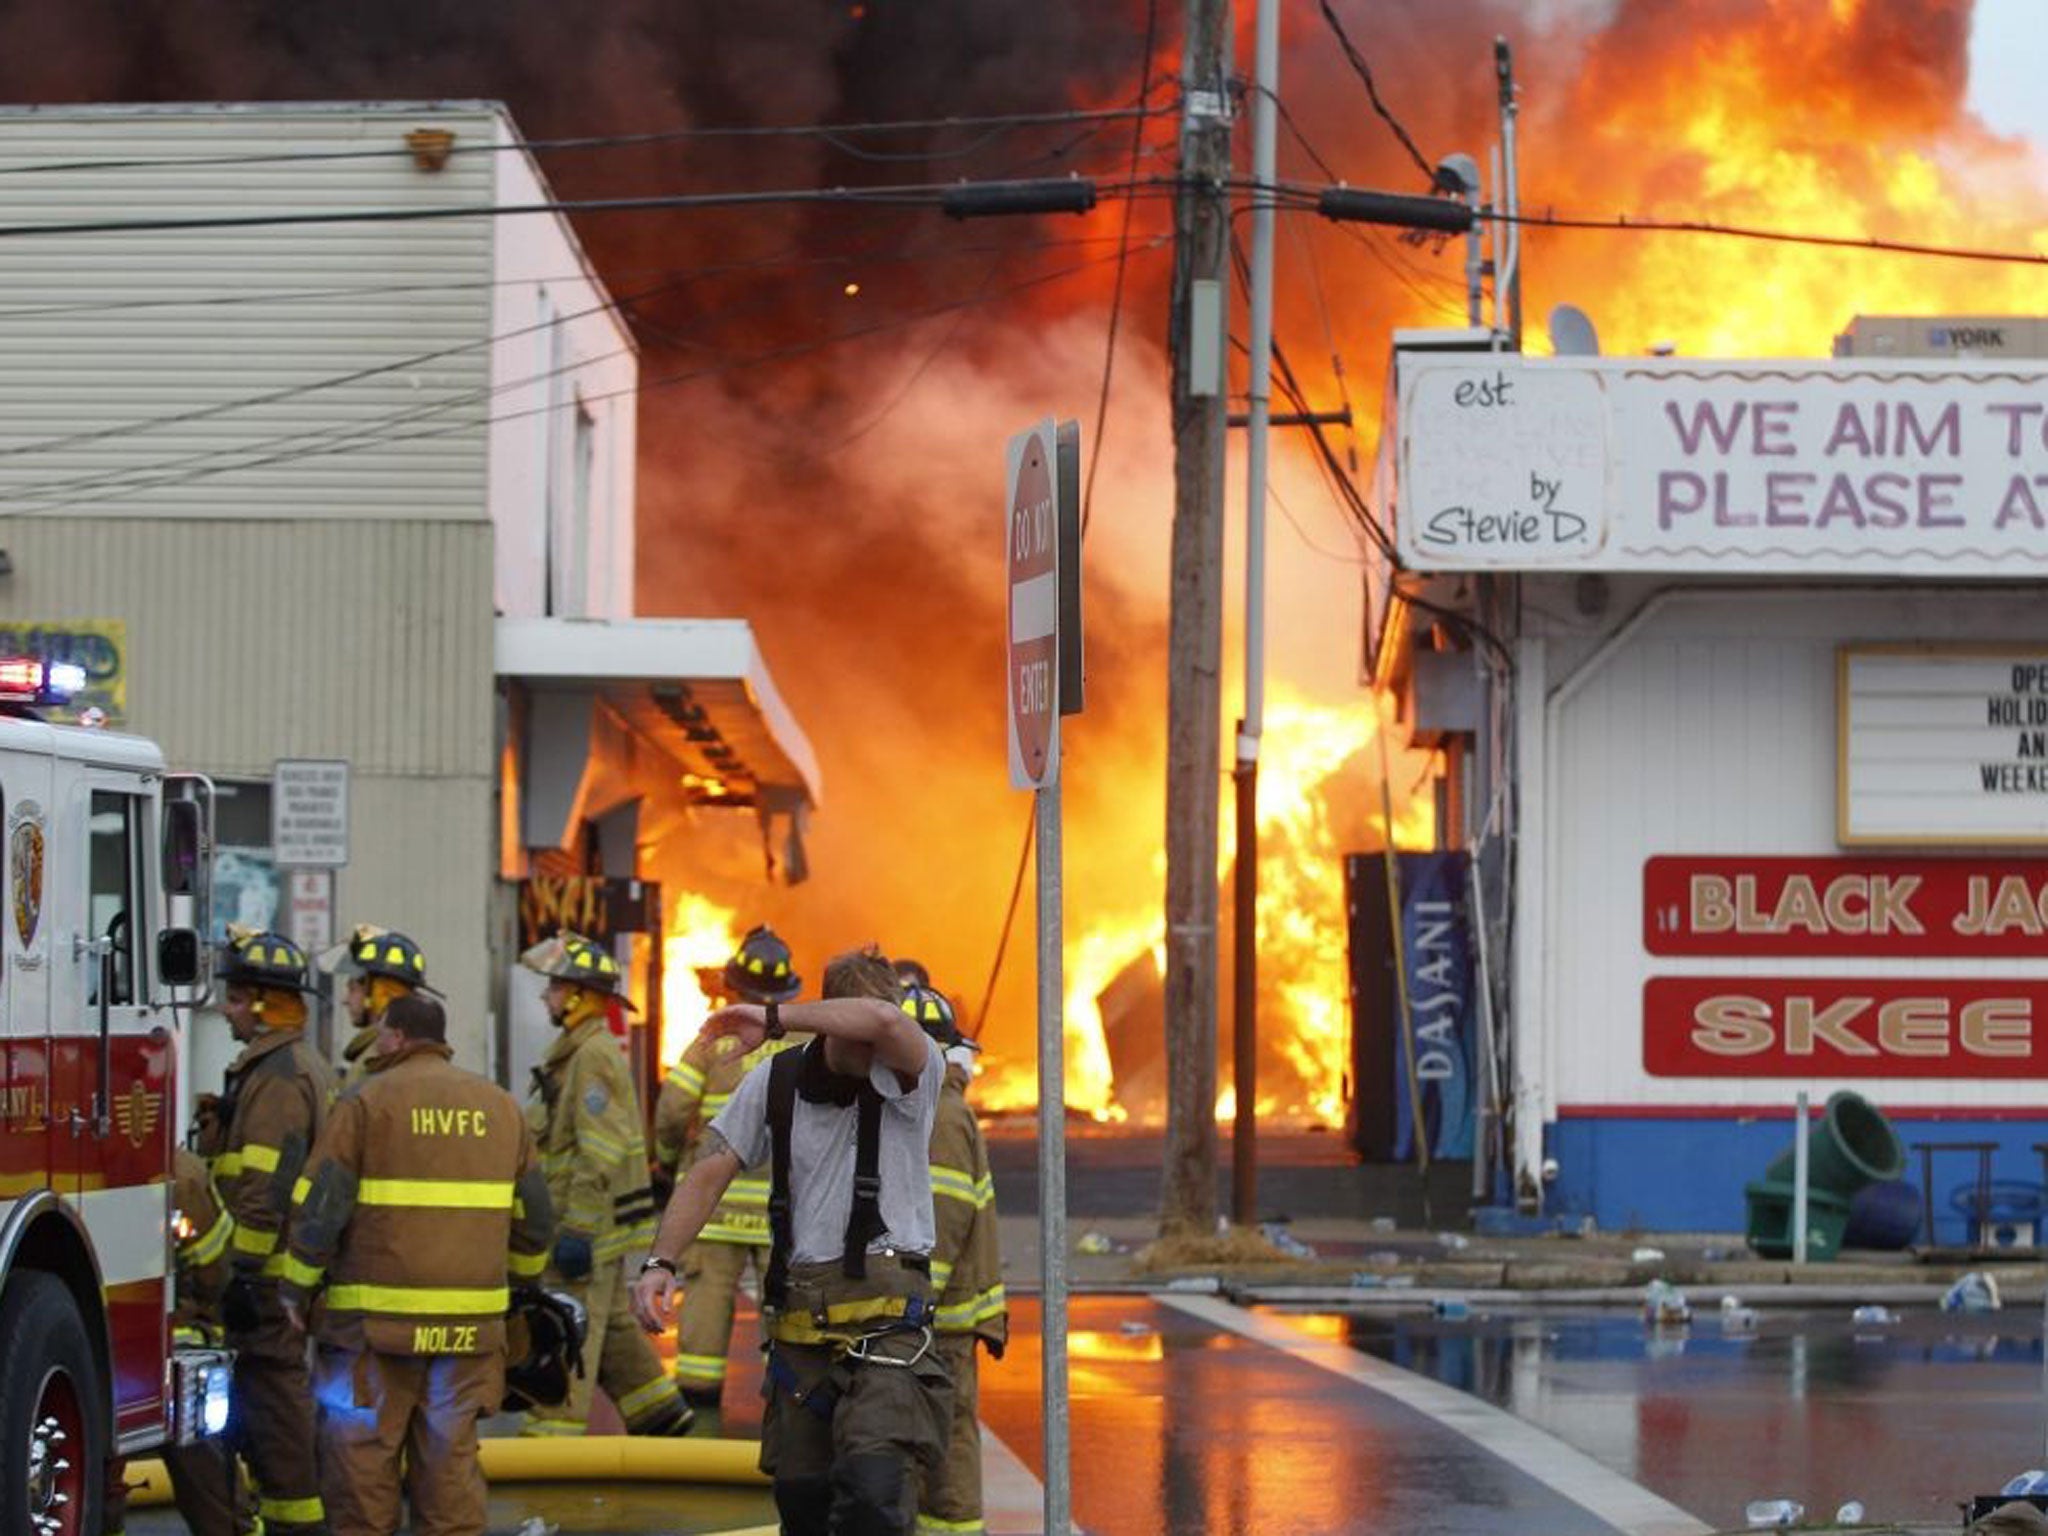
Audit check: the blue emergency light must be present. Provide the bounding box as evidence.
[0,657,85,707]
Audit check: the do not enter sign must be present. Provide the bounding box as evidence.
[1007,420,1059,788]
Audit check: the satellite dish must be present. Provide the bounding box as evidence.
[1548,303,1601,357]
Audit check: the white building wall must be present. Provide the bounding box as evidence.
[1542,585,2048,1113]
[486,119,637,620]
[0,104,500,521]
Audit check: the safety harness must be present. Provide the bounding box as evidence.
[761,1039,932,1418]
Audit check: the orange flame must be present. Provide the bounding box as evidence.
[659,891,744,1063]
[978,685,1433,1127]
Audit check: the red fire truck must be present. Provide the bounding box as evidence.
[0,659,228,1536]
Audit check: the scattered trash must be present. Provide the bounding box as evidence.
[1077,1231,1114,1256]
[1432,1297,1471,1319]
[1699,1245,1730,1262]
[1850,1304,1898,1326]
[1370,1216,1397,1233]
[1643,1278,1692,1325]
[1834,1500,1865,1523]
[1720,1305,1759,1333]
[516,1520,560,1536]
[1436,1231,1471,1252]
[1365,1251,1402,1266]
[1383,1274,1416,1289]
[1631,1246,1667,1264]
[1718,1294,1744,1311]
[1349,1272,1385,1289]
[1742,1498,1805,1528]
[2001,1469,2048,1497]
[1261,1223,1318,1260]
[1164,1276,1220,1294]
[1942,1270,2003,1313]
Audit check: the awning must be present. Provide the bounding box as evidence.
[496,616,821,876]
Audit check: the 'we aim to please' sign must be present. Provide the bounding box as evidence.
[1396,357,2048,576]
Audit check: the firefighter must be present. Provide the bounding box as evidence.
[631,947,953,1536]
[281,992,555,1536]
[903,985,1007,1536]
[651,922,804,1412]
[520,931,694,1437]
[196,927,335,1536]
[320,924,431,1086]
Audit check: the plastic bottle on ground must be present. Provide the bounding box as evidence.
[1942,1270,2003,1313]
[1743,1498,1804,1527]
[1851,1305,1897,1326]
[1834,1500,1865,1522]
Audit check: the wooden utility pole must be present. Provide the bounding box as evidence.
[1160,0,1233,1240]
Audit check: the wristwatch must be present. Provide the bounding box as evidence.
[764,1000,786,1040]
[639,1255,677,1278]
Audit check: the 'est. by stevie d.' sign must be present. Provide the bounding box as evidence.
[1644,855,2048,1077]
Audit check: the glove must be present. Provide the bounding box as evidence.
[552,1231,594,1282]
[221,1275,261,1334]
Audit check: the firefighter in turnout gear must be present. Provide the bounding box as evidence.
[195,927,336,1536]
[632,947,953,1536]
[652,923,804,1411]
[904,986,1007,1536]
[321,924,431,1087]
[521,932,694,1437]
[281,993,556,1536]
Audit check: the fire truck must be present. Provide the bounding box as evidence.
[0,659,229,1536]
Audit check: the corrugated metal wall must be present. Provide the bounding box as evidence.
[0,515,497,1062]
[1548,588,2048,1112]
[0,105,496,521]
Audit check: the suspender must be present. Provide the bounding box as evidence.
[763,1044,888,1310]
[763,1049,802,1310]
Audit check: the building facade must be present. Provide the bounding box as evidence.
[0,103,816,1094]
[1380,331,2048,1235]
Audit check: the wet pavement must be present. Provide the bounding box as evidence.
[1314,1299,2048,1532]
[981,1294,1682,1536]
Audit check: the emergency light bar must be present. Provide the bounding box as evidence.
[0,656,86,706]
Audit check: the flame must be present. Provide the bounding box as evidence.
[976,684,1433,1128]
[659,891,744,1063]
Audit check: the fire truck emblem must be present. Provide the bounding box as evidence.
[9,802,44,958]
[114,1081,161,1149]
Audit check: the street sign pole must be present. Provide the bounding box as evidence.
[1035,773,1067,1536]
[1007,418,1073,1534]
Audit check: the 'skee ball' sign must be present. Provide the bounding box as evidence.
[1643,855,2048,1077]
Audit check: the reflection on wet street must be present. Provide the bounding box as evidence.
[981,1295,1631,1536]
[1322,1301,2048,1529]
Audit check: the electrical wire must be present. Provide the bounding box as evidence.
[1500,206,2048,267]
[1080,0,1163,537]
[0,104,1173,177]
[1315,0,1438,186]
[1,243,1164,514]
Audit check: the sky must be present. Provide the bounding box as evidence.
[1970,0,2048,147]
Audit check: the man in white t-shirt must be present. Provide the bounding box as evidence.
[631,946,952,1536]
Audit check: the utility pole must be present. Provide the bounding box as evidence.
[1161,0,1233,1240]
[1231,0,1279,1230]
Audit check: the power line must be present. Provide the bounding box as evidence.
[1500,206,2048,267]
[1081,0,1163,536]
[2,242,1163,513]
[0,103,1174,177]
[1315,0,1437,186]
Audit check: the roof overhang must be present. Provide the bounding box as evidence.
[496,616,821,861]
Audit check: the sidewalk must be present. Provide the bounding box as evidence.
[995,1210,2048,1301]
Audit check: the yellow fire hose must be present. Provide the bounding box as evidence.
[120,1435,770,1506]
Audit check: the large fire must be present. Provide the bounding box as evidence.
[975,685,1434,1127]
[658,892,745,1063]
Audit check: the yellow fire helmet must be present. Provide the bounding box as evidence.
[519,931,637,1010]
